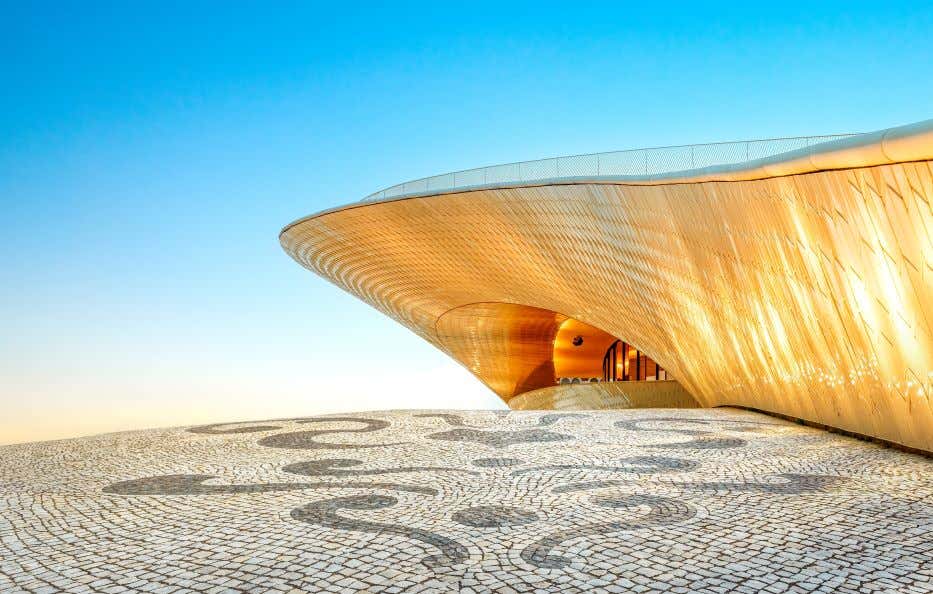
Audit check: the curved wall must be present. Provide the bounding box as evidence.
[433,302,635,399]
[434,302,564,398]
[282,125,933,451]
[552,318,619,380]
[510,381,700,411]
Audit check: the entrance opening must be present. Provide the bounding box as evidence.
[602,340,669,382]
[552,318,671,384]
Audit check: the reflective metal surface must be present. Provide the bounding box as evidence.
[283,119,933,451]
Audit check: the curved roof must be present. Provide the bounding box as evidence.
[283,118,933,231]
[281,118,933,451]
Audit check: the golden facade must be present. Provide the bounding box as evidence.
[282,120,933,451]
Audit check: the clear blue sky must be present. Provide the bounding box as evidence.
[2,1,931,443]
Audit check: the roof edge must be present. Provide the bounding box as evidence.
[280,118,933,238]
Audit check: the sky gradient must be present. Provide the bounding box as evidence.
[2,1,932,444]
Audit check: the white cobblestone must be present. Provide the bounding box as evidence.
[0,409,930,593]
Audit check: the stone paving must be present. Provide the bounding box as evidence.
[0,409,930,593]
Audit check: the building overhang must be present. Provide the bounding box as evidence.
[281,119,933,452]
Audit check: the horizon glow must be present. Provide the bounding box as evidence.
[2,1,932,445]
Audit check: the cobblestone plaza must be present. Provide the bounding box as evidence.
[1,409,930,593]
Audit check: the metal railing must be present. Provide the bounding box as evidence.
[361,133,858,203]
